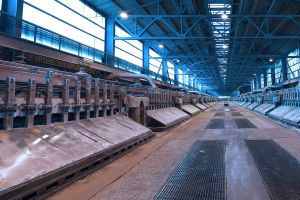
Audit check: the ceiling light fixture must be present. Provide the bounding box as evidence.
[176,59,180,63]
[120,12,128,19]
[221,14,228,19]
[159,44,164,48]
[269,58,274,62]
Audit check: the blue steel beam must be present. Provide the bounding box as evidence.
[104,17,115,66]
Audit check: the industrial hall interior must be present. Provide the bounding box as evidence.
[0,0,300,200]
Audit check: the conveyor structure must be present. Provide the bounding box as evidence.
[0,60,217,199]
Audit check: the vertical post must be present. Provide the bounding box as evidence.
[75,81,81,121]
[271,67,276,85]
[62,79,69,123]
[85,76,91,119]
[94,78,100,118]
[109,84,114,116]
[103,83,107,117]
[281,57,288,82]
[143,42,149,75]
[45,70,53,125]
[263,71,268,87]
[25,79,36,128]
[1,0,23,35]
[256,77,260,89]
[104,17,115,66]
[162,59,168,82]
[174,65,179,86]
[4,77,16,130]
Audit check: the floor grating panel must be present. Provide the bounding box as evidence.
[245,140,300,200]
[155,140,226,200]
[235,118,257,128]
[215,112,225,117]
[231,112,243,116]
[206,119,225,129]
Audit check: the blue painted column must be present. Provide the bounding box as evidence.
[104,17,115,66]
[193,79,196,89]
[1,0,23,36]
[162,58,168,82]
[142,42,149,75]
[255,77,260,89]
[174,65,179,86]
[271,66,276,85]
[188,76,192,88]
[281,57,288,82]
[263,71,268,87]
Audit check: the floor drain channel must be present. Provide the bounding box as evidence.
[206,119,225,129]
[155,140,226,200]
[235,118,257,128]
[245,140,300,200]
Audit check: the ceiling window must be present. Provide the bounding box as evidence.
[22,0,105,60]
[115,26,143,69]
[208,1,232,84]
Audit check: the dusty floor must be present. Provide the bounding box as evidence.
[49,103,300,200]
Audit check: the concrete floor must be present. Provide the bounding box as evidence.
[49,104,300,200]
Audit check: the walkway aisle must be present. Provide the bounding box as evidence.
[49,103,300,200]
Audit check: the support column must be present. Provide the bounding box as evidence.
[94,78,100,118]
[281,57,288,82]
[109,84,114,116]
[75,81,81,121]
[271,67,276,85]
[143,42,149,75]
[85,76,91,120]
[103,83,107,117]
[162,59,168,82]
[25,79,36,128]
[263,71,268,87]
[62,79,69,123]
[45,70,53,125]
[256,77,260,89]
[4,77,16,130]
[1,0,23,36]
[174,65,179,86]
[104,17,115,66]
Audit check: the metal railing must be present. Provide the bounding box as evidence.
[0,11,197,90]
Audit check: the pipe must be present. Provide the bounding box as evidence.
[107,73,157,89]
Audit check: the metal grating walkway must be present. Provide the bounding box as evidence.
[235,118,257,129]
[215,112,225,117]
[231,112,243,116]
[206,119,225,129]
[155,140,226,200]
[245,140,300,200]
